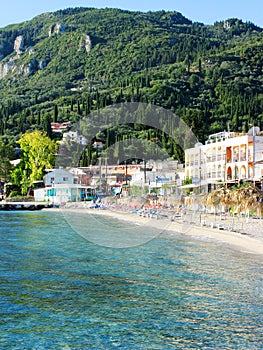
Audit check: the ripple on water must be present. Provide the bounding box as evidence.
[0,211,262,349]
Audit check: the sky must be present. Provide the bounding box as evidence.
[1,0,263,28]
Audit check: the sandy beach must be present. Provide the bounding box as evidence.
[46,204,263,256]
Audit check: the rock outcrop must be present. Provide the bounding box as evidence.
[0,35,25,78]
[78,34,92,53]
[49,23,67,37]
[0,57,16,79]
[14,35,24,54]
[0,55,49,79]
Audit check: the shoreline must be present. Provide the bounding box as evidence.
[44,206,263,256]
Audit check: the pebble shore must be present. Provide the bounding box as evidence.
[51,202,263,255]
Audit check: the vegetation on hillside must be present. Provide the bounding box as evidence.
[0,7,263,169]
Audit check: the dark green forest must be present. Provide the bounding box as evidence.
[0,7,263,165]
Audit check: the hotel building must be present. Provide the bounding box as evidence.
[184,128,263,192]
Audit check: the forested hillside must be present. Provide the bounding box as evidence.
[0,7,263,164]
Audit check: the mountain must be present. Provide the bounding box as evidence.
[0,7,263,163]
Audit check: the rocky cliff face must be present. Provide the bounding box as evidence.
[0,57,16,78]
[0,14,93,80]
[0,35,25,78]
[48,23,67,37]
[78,34,92,53]
[0,56,50,78]
[85,35,92,53]
[0,26,53,79]
[14,35,24,54]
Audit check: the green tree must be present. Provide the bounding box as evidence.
[42,114,53,138]
[0,141,14,182]
[53,104,58,123]
[11,130,57,195]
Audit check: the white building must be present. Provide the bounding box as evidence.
[34,168,92,204]
[43,168,74,186]
[62,131,88,145]
[185,128,263,192]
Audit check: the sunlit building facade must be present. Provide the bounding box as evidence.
[185,128,263,192]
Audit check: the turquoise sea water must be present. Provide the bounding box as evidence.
[0,211,263,349]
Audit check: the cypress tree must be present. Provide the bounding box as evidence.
[53,104,58,123]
